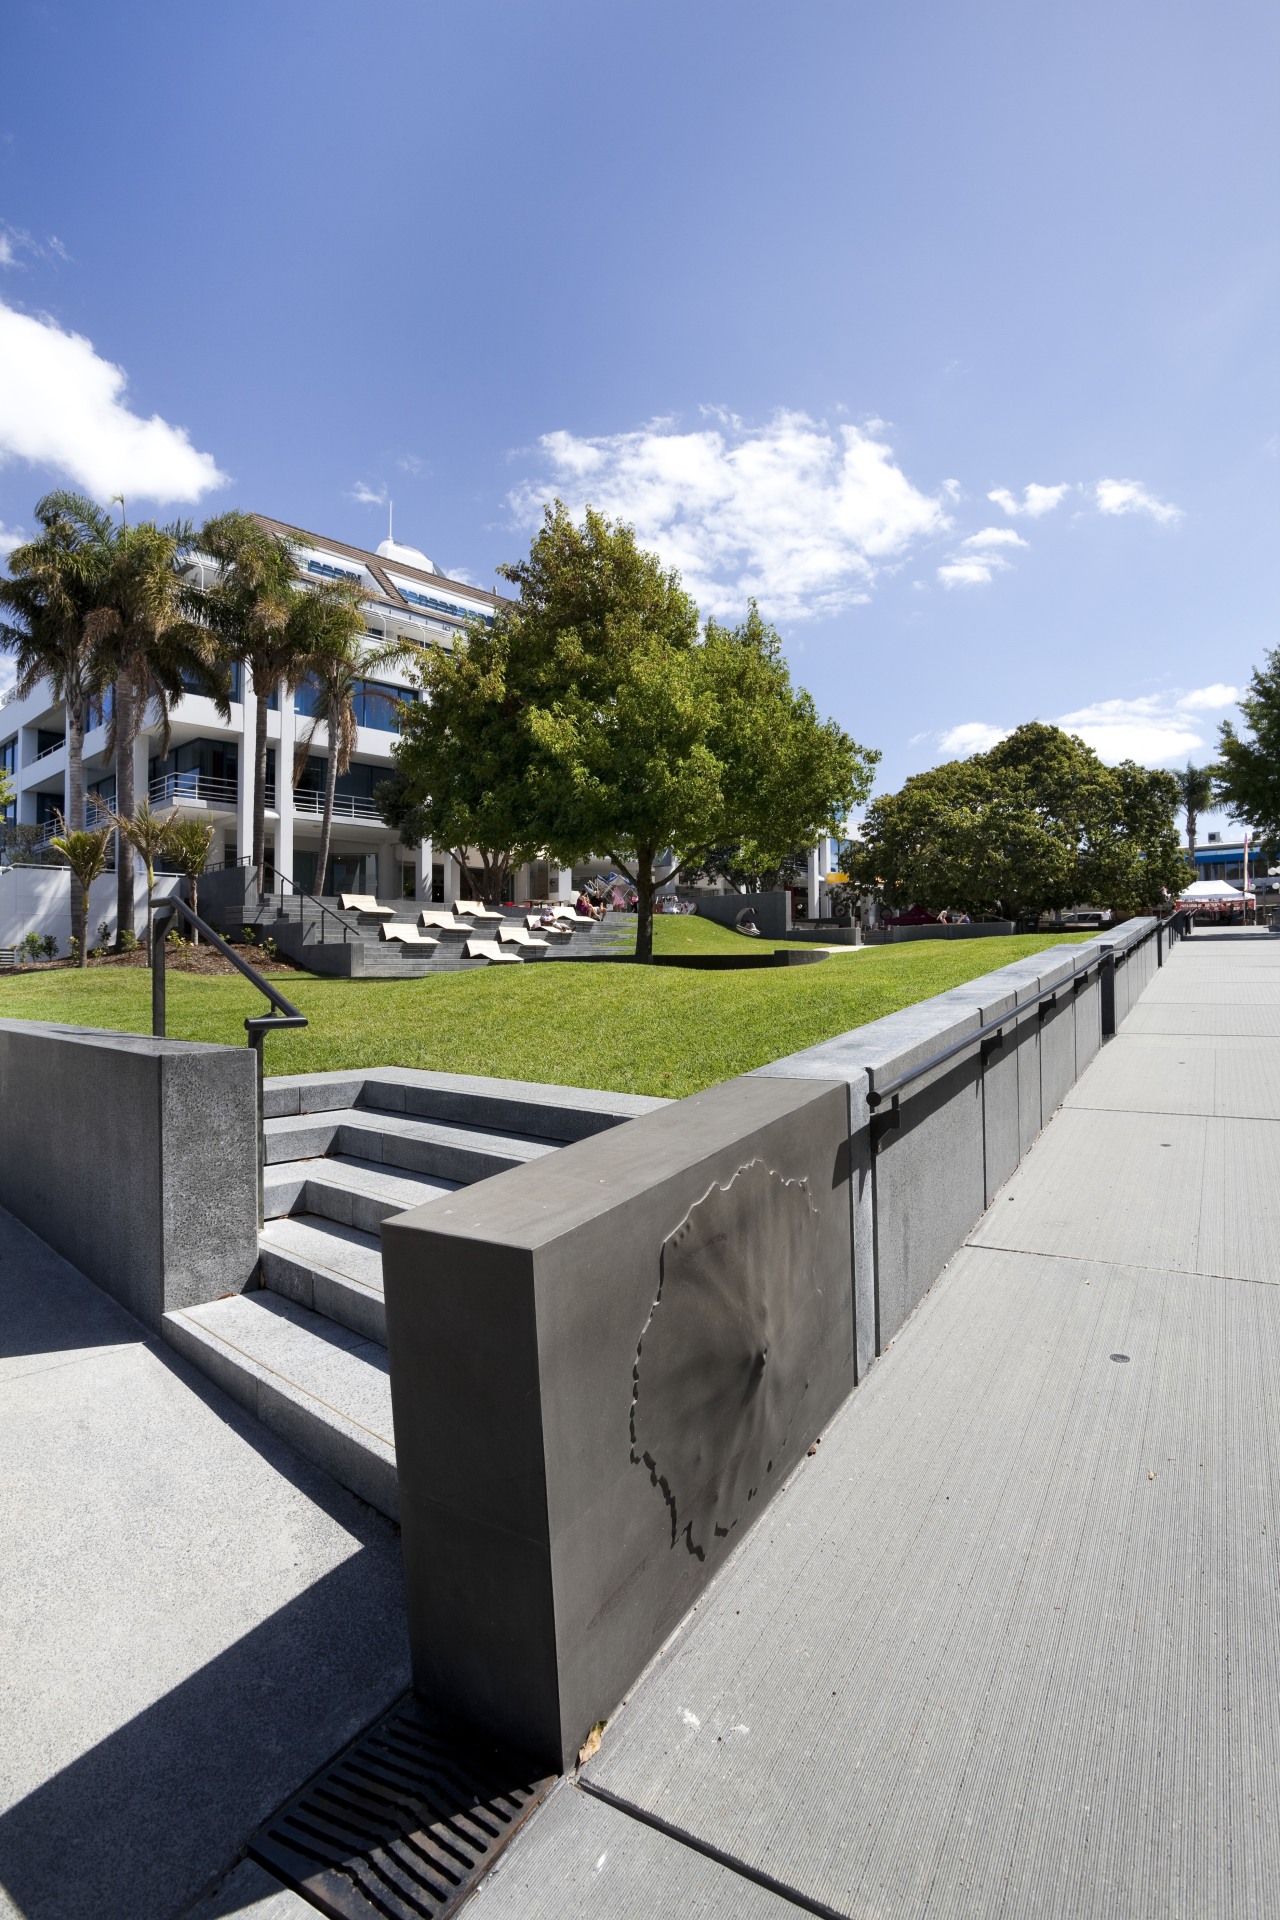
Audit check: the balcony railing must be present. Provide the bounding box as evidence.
[149,772,239,809]
[33,738,65,762]
[292,788,383,821]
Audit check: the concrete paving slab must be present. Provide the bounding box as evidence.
[468,1781,800,1919]
[583,1241,1280,1919]
[0,1207,409,1920]
[182,1859,313,1919]
[1123,1000,1280,1037]
[969,1106,1280,1281]
[1064,1031,1280,1120]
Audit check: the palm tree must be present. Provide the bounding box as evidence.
[49,815,114,966]
[0,491,114,956]
[294,581,417,897]
[164,814,216,934]
[1175,763,1216,873]
[93,515,228,948]
[96,798,180,961]
[188,513,315,894]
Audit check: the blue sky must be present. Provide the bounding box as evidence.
[1,0,1276,832]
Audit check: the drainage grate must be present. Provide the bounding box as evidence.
[249,1693,556,1919]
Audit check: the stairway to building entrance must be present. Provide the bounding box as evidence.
[162,1068,665,1518]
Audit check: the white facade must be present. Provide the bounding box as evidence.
[0,515,504,906]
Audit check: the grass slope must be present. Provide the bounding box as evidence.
[0,921,1088,1099]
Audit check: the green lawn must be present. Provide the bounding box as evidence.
[0,920,1088,1098]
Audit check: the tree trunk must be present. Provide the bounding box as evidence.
[252,677,270,897]
[145,869,155,966]
[314,714,340,899]
[634,850,656,962]
[114,678,136,948]
[66,691,87,960]
[1187,808,1198,868]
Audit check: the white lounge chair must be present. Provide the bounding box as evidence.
[525,914,573,939]
[339,893,396,919]
[419,910,467,930]
[380,924,438,949]
[454,902,503,922]
[499,927,550,954]
[463,937,522,963]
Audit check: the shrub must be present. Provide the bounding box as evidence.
[21,932,43,963]
[39,934,58,961]
[118,928,139,953]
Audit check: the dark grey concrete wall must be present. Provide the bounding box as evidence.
[382,1074,852,1772]
[0,1021,259,1329]
[681,890,792,939]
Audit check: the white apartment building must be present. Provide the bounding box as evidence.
[0,514,549,915]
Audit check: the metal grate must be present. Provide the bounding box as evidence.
[249,1693,556,1919]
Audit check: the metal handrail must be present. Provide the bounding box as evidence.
[255,860,363,947]
[865,915,1185,1131]
[151,894,308,1223]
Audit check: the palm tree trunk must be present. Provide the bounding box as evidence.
[315,714,340,899]
[1187,808,1198,866]
[252,678,270,897]
[114,678,136,948]
[66,691,87,959]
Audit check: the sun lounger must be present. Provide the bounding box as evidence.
[453,902,503,921]
[463,938,522,964]
[419,910,468,931]
[339,893,396,919]
[380,924,438,948]
[499,927,550,954]
[524,914,573,939]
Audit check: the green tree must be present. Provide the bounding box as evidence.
[164,814,216,931]
[855,723,1186,920]
[295,581,416,897]
[0,490,115,955]
[49,815,114,967]
[188,512,309,892]
[1216,650,1280,843]
[492,507,873,958]
[93,515,226,948]
[95,798,180,960]
[1173,762,1215,872]
[380,602,552,904]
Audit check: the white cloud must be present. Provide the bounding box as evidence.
[0,234,14,269]
[347,480,386,505]
[939,721,1012,754]
[937,683,1239,769]
[396,453,424,475]
[937,556,1010,588]
[1094,477,1182,524]
[0,299,225,503]
[510,411,948,621]
[937,526,1026,588]
[959,526,1026,551]
[0,521,22,559]
[988,482,1071,518]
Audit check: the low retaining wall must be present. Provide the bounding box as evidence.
[863,919,1016,944]
[0,1021,259,1330]
[381,913,1172,1769]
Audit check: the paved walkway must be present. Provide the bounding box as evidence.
[476,928,1280,1919]
[0,1213,408,1920]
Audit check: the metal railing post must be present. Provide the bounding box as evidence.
[152,904,170,1037]
[1100,948,1116,1036]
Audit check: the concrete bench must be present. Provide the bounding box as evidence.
[463,938,522,964]
[379,924,439,949]
[499,927,550,955]
[454,903,503,923]
[339,893,396,919]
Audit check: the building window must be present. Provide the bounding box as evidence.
[306,559,362,583]
[396,583,494,626]
[0,735,14,823]
[353,679,415,731]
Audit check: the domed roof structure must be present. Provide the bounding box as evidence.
[376,536,437,574]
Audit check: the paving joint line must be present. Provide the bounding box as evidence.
[576,1777,850,1919]
[962,1237,1279,1290]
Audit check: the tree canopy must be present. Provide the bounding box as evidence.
[853,722,1186,919]
[384,504,877,954]
[1215,648,1280,845]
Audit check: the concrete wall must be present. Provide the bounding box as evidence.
[381,913,1172,1770]
[382,1073,853,1771]
[679,890,792,939]
[0,1021,259,1329]
[0,865,181,952]
[863,919,1016,944]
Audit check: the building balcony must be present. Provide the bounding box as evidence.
[292,788,385,822]
[150,772,239,811]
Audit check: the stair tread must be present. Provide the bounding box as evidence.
[260,1214,384,1290]
[264,1106,562,1159]
[265,1154,460,1207]
[169,1291,394,1450]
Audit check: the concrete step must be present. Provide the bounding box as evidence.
[259,1213,386,1344]
[162,1290,397,1518]
[263,1106,561,1183]
[264,1152,460,1232]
